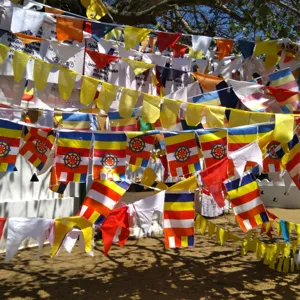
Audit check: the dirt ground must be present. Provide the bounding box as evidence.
[1,208,300,300]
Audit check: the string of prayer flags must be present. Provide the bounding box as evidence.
[269,68,299,92]
[62,113,91,130]
[224,171,269,232]
[193,90,221,106]
[108,111,138,132]
[55,131,92,182]
[79,180,130,226]
[126,132,156,170]
[124,26,151,50]
[49,166,68,194]
[200,157,229,208]
[122,58,155,76]
[163,132,201,177]
[0,119,23,172]
[56,16,84,43]
[85,49,120,70]
[164,181,195,248]
[197,129,227,168]
[191,72,223,91]
[19,127,55,172]
[93,133,127,181]
[216,39,233,61]
[157,32,182,53]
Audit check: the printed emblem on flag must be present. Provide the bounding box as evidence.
[224,171,269,232]
[126,132,156,169]
[55,131,92,182]
[164,132,201,177]
[93,133,127,181]
[0,119,23,172]
[79,180,130,225]
[164,192,195,248]
[197,129,227,168]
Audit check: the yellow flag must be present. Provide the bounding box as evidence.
[249,112,273,124]
[228,109,250,127]
[105,28,122,41]
[13,50,31,82]
[205,106,225,128]
[80,76,99,106]
[160,98,181,129]
[168,174,198,192]
[0,44,9,65]
[33,59,53,91]
[208,222,216,237]
[122,57,155,76]
[142,94,161,123]
[119,88,141,118]
[51,216,93,257]
[274,114,294,150]
[277,257,284,272]
[287,222,294,233]
[258,129,274,155]
[58,67,78,101]
[254,40,279,68]
[85,0,107,20]
[156,181,169,191]
[199,216,207,235]
[185,103,204,126]
[96,82,119,112]
[189,47,204,59]
[124,26,151,50]
[141,167,157,188]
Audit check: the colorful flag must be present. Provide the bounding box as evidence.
[55,131,92,182]
[197,129,227,168]
[62,113,91,130]
[269,68,299,92]
[108,111,138,132]
[49,166,68,194]
[153,117,182,131]
[126,132,156,169]
[19,127,55,172]
[192,72,223,91]
[192,91,221,106]
[79,180,129,226]
[157,32,182,53]
[224,171,269,232]
[164,192,195,248]
[93,133,127,181]
[164,132,201,177]
[0,119,23,172]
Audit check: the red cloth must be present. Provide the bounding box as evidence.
[0,218,6,240]
[266,86,300,104]
[85,49,120,70]
[172,44,188,58]
[101,207,130,256]
[200,157,228,208]
[157,32,182,53]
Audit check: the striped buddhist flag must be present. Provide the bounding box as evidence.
[108,111,138,131]
[19,127,55,171]
[197,129,227,168]
[269,68,299,92]
[79,180,129,225]
[192,91,221,106]
[224,171,269,232]
[49,166,68,194]
[126,132,156,169]
[93,133,127,181]
[62,113,91,130]
[163,132,201,177]
[0,119,23,172]
[164,192,195,248]
[55,131,92,182]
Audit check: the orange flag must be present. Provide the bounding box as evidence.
[216,39,233,61]
[45,7,64,14]
[172,44,188,58]
[192,72,223,91]
[15,33,45,44]
[56,16,84,43]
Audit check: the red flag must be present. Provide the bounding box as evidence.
[85,49,120,70]
[266,86,300,104]
[216,39,233,61]
[172,44,188,58]
[101,206,130,256]
[157,32,182,53]
[0,218,6,240]
[200,157,229,208]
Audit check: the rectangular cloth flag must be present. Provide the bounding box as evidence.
[126,132,156,169]
[19,127,55,172]
[55,131,92,182]
[192,91,221,106]
[93,133,127,181]
[269,68,299,92]
[62,113,91,130]
[49,166,68,194]
[0,119,23,172]
[153,117,182,131]
[224,171,269,232]
[108,111,138,131]
[79,180,130,226]
[164,192,195,248]
[164,132,201,177]
[197,129,227,168]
